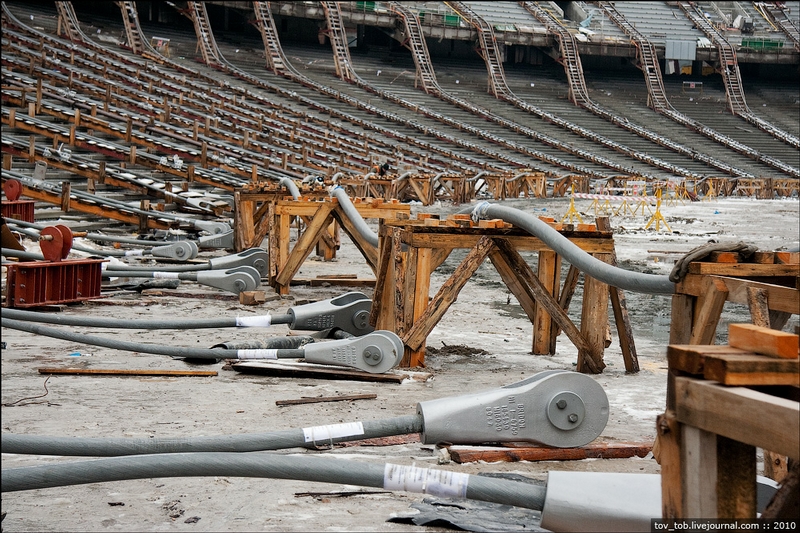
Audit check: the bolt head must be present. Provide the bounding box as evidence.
[568,413,579,423]
[556,399,567,409]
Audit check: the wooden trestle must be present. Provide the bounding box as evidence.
[245,193,637,373]
[370,215,638,373]
[234,193,411,294]
[658,252,799,519]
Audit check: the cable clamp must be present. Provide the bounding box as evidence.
[471,201,491,223]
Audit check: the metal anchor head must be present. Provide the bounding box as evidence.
[287,292,375,336]
[417,370,609,447]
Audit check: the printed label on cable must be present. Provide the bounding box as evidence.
[235,314,272,327]
[152,271,180,279]
[302,421,364,443]
[124,250,144,256]
[383,464,469,499]
[236,349,278,360]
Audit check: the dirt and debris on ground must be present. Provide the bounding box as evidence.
[1,197,798,532]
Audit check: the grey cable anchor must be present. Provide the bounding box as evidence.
[0,317,402,373]
[3,222,201,261]
[286,291,374,336]
[0,371,608,457]
[102,265,261,295]
[417,370,609,448]
[0,292,374,337]
[104,248,269,277]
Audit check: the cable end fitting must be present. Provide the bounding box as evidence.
[471,201,492,223]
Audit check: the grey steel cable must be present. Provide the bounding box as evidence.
[0,452,547,511]
[6,218,178,246]
[0,416,422,456]
[471,202,676,294]
[1,248,45,261]
[1,307,291,329]
[329,186,379,248]
[0,317,304,360]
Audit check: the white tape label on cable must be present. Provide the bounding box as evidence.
[236,349,278,360]
[124,249,144,256]
[302,422,364,443]
[235,315,272,327]
[383,464,469,499]
[152,272,180,279]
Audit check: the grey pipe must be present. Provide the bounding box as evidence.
[1,307,291,329]
[329,186,379,248]
[279,177,301,200]
[1,248,46,261]
[471,202,675,294]
[0,317,303,360]
[0,452,547,512]
[1,415,422,456]
[5,219,174,248]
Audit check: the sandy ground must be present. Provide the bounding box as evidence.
[1,196,798,532]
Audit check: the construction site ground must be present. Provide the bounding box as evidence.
[1,196,799,532]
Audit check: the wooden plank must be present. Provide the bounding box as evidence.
[689,277,728,345]
[596,217,638,372]
[682,425,718,518]
[752,251,775,264]
[667,344,752,374]
[448,441,653,464]
[393,229,408,345]
[548,253,562,354]
[775,251,800,264]
[658,411,685,519]
[551,265,581,348]
[674,377,800,459]
[533,250,557,354]
[275,393,377,406]
[716,436,757,519]
[370,225,394,328]
[231,360,422,383]
[234,191,255,251]
[670,294,695,345]
[579,255,610,373]
[406,245,427,368]
[708,251,741,263]
[702,354,799,386]
[746,286,771,328]
[687,263,799,277]
[728,323,799,359]
[38,368,217,377]
[403,237,493,351]
[677,275,798,315]
[402,233,614,253]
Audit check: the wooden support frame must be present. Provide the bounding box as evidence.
[662,376,799,519]
[661,262,799,519]
[260,198,410,294]
[372,220,631,372]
